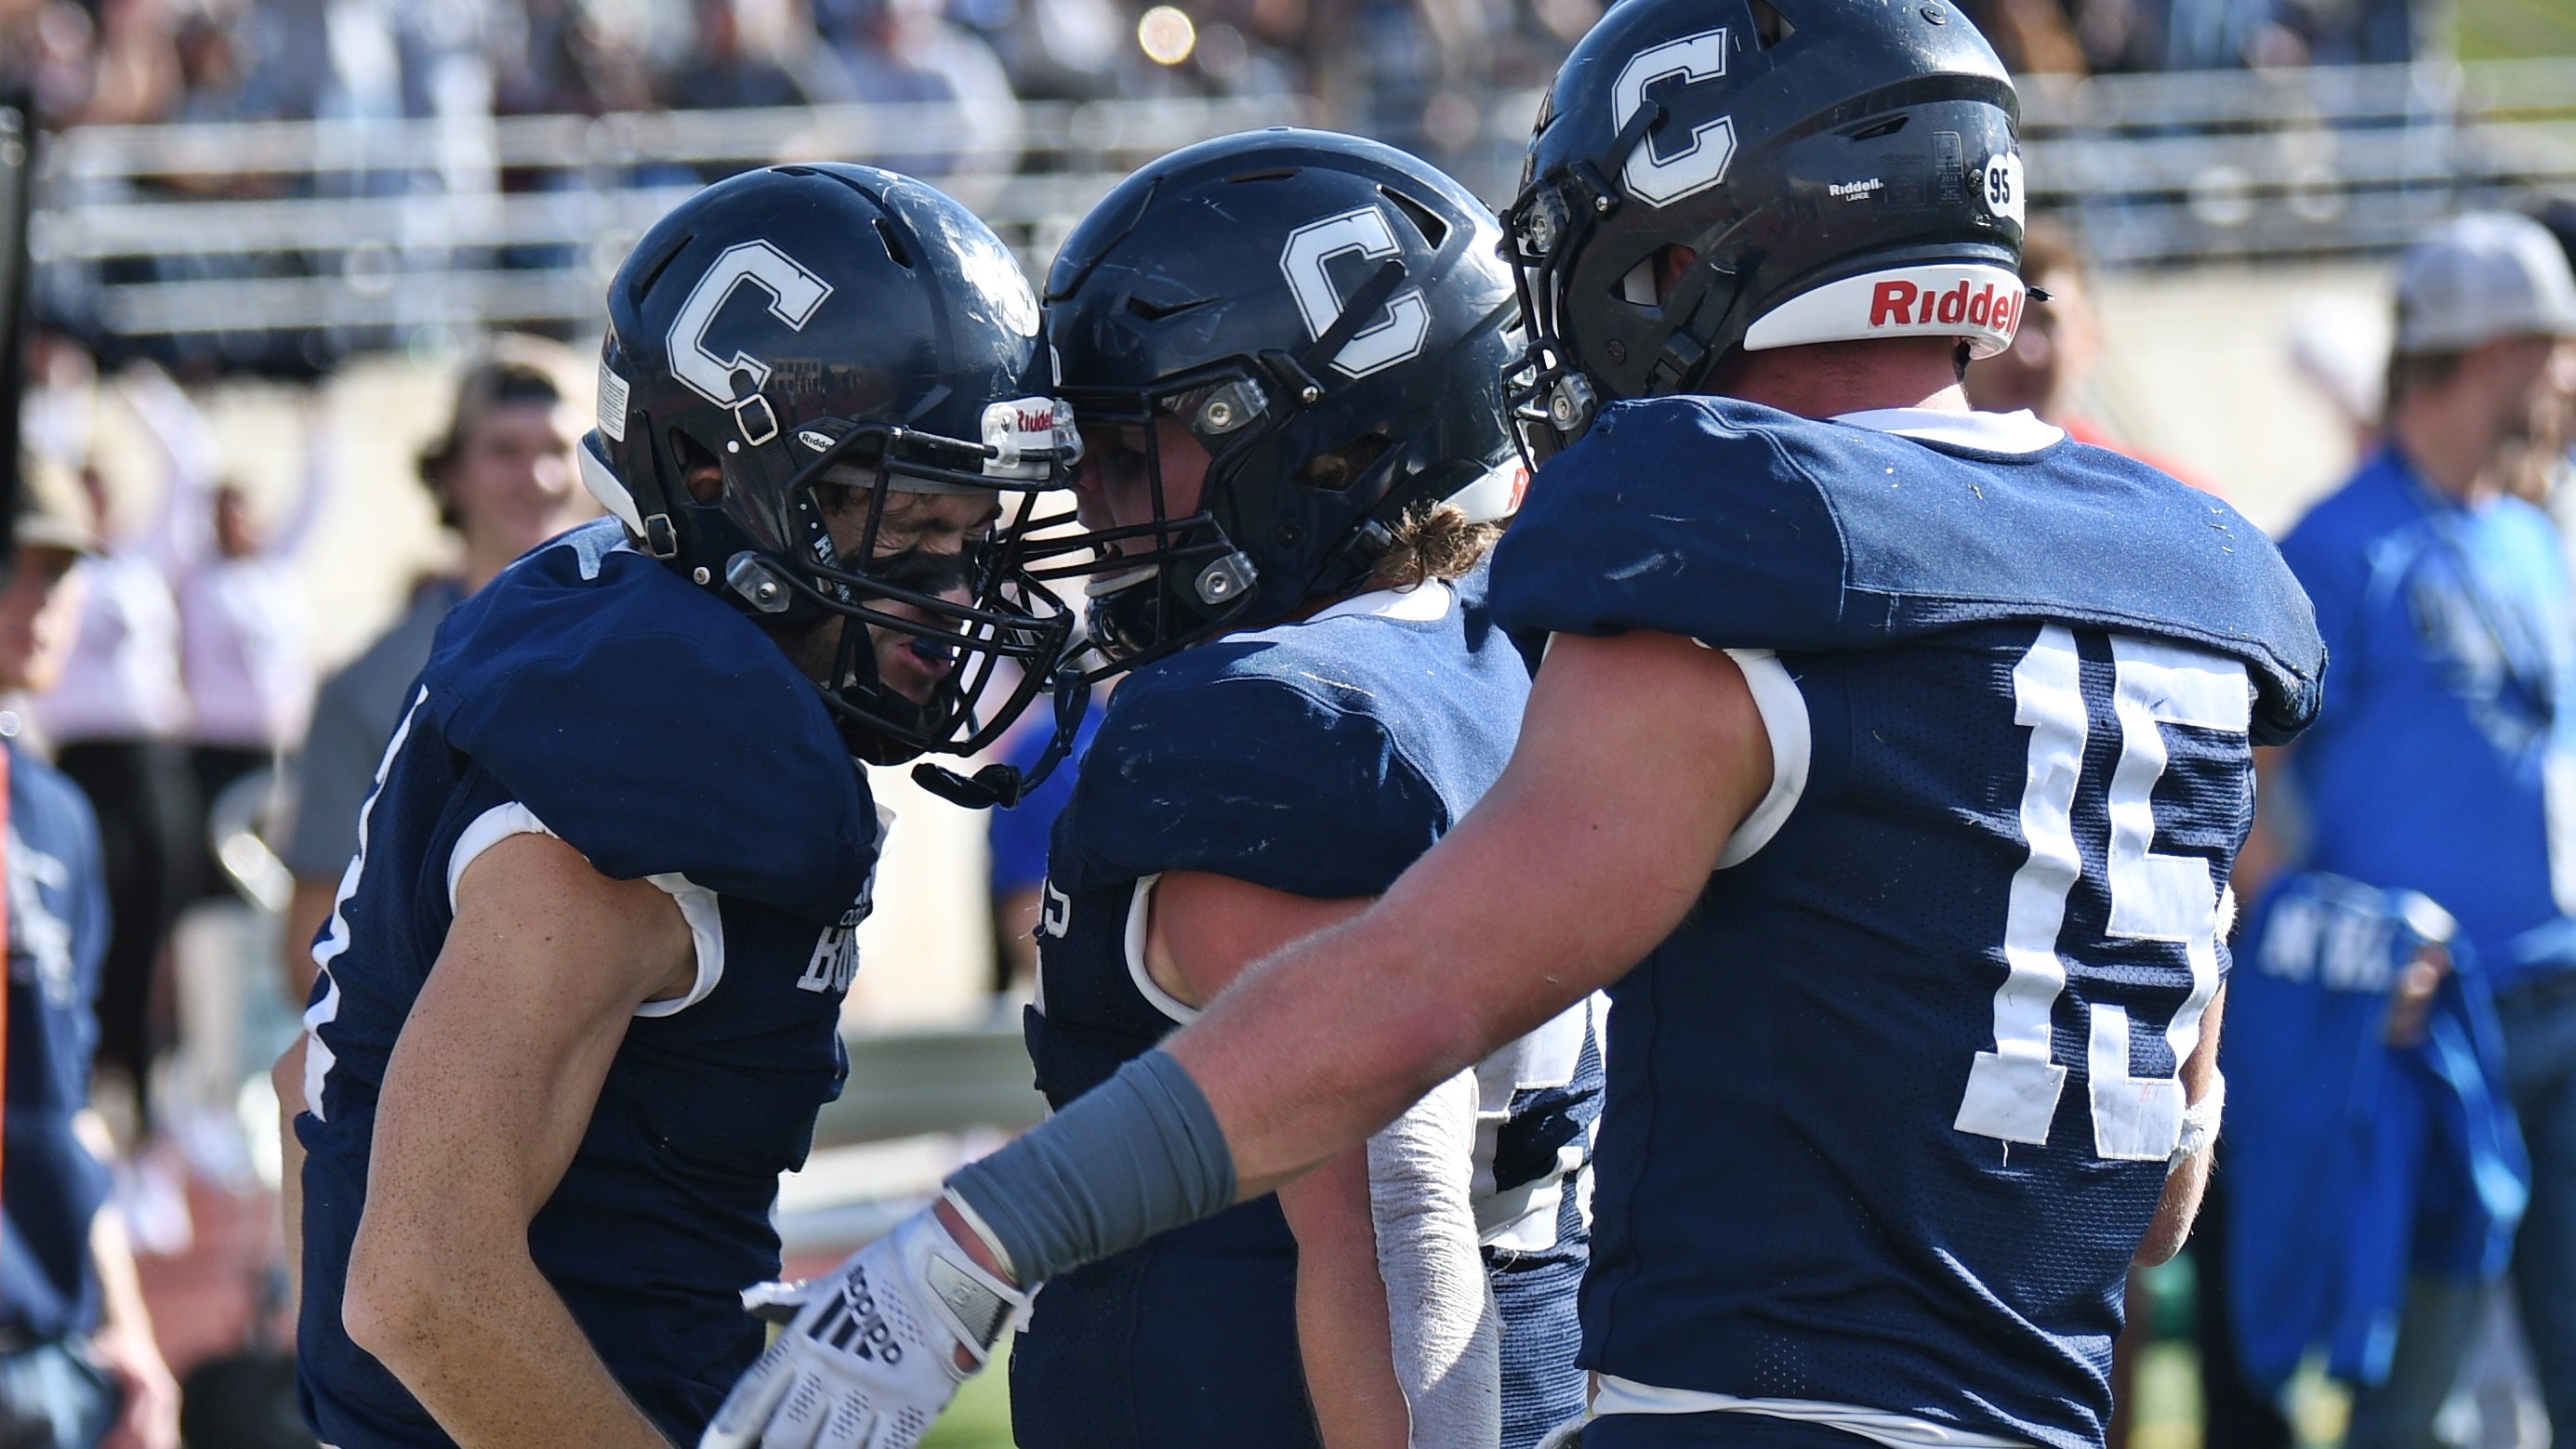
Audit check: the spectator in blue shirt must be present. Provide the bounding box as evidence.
[2263,210,2576,1449]
[0,459,179,1449]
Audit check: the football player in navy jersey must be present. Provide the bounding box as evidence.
[998,129,1600,1449]
[703,8,2328,1449]
[277,164,1084,1449]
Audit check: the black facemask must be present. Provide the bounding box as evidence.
[817,542,982,768]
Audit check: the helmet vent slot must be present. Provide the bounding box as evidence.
[1123,280,1210,320]
[1748,0,1794,46]
[874,218,915,269]
[628,232,693,304]
[1224,167,1300,183]
[1847,114,1909,140]
[1379,187,1449,250]
[672,430,724,504]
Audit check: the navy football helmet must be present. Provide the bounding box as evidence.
[584,164,1085,775]
[1036,129,1523,670]
[1505,0,2028,460]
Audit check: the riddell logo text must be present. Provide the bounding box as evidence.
[1014,408,1054,433]
[1869,278,2023,333]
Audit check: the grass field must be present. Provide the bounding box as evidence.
[923,1308,2357,1449]
[919,1343,1019,1449]
[2457,0,2576,59]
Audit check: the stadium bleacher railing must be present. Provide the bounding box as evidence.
[30,96,1302,349]
[25,57,2576,352]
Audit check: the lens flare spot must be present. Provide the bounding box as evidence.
[1138,6,1196,65]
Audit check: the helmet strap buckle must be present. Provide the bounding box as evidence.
[1648,272,1738,394]
[733,395,781,447]
[642,512,681,560]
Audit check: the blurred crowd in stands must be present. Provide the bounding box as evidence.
[0,0,2452,157]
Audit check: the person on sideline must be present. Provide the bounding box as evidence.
[2261,210,2576,1449]
[271,338,592,1001]
[0,461,181,1449]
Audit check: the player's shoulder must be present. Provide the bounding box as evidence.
[429,521,823,731]
[421,520,875,916]
[1092,609,1417,786]
[1496,397,2322,740]
[432,522,732,668]
[1068,583,1517,894]
[1102,581,1521,774]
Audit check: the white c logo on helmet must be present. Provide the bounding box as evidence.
[667,240,834,440]
[1279,207,1431,379]
[1615,29,1737,208]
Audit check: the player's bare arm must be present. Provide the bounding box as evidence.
[2136,985,2227,1268]
[342,830,694,1449]
[1276,1150,1408,1449]
[1148,874,1406,1449]
[1169,628,1772,1197]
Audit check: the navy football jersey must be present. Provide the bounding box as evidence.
[1,736,113,1343]
[1486,401,2323,1449]
[1012,570,1597,1449]
[294,520,883,1448]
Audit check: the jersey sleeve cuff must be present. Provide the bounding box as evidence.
[447,800,726,1018]
[1714,649,1811,870]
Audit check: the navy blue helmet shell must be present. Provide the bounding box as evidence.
[1038,128,1524,669]
[1505,0,2029,459]
[584,163,1083,767]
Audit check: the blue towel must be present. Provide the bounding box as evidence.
[2223,873,2529,1391]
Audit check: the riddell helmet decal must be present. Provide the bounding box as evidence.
[1741,263,2028,359]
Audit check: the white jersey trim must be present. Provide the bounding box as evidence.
[1832,407,2065,456]
[1124,874,1201,1026]
[1591,1377,2037,1449]
[1305,579,1455,626]
[446,800,726,1019]
[1713,650,1811,869]
[303,684,429,1121]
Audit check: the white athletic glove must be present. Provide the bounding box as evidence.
[699,1204,1031,1449]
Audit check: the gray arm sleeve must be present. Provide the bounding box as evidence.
[945,1049,1236,1284]
[1367,1070,1500,1449]
[277,669,377,878]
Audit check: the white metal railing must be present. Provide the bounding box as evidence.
[28,59,2576,349]
[2017,58,2576,265]
[31,97,1302,346]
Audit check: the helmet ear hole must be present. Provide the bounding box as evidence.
[1295,433,1394,493]
[671,430,725,504]
[1619,257,1658,307]
[1618,246,1698,309]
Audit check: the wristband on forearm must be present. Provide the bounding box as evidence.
[945,1048,1237,1285]
[2169,1068,2225,1170]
